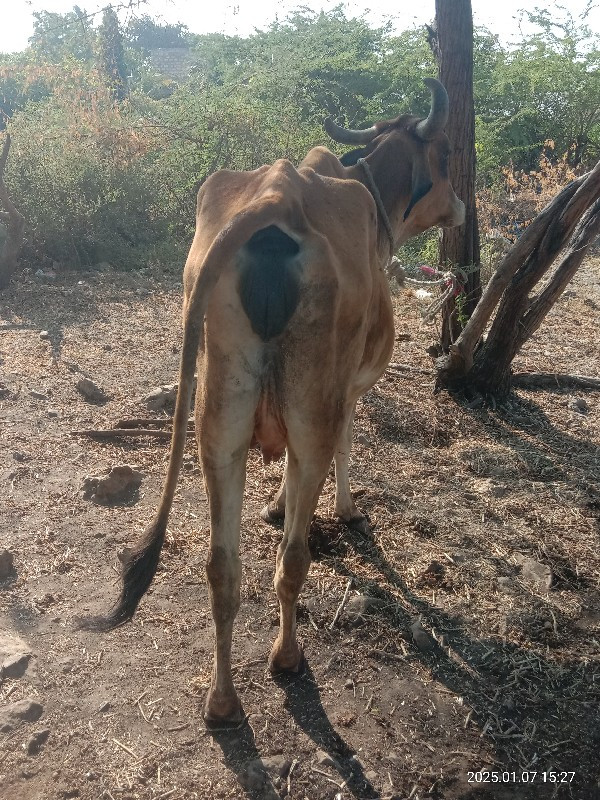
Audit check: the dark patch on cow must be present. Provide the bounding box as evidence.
[239,225,301,341]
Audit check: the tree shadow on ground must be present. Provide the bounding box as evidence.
[488,393,600,480]
[273,664,378,798]
[310,524,600,800]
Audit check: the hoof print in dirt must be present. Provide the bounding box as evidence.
[0,549,16,580]
[76,377,109,404]
[81,465,143,504]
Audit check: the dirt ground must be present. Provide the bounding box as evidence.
[1,257,599,800]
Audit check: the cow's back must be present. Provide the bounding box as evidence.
[192,159,393,463]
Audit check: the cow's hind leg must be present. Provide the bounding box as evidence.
[269,444,331,673]
[202,452,248,724]
[334,405,370,534]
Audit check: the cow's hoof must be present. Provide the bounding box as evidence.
[203,692,244,727]
[339,512,371,536]
[268,643,304,675]
[260,502,285,524]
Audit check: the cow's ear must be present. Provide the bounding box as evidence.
[403,153,433,220]
[340,147,367,166]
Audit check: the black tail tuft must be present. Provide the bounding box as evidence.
[75,516,167,632]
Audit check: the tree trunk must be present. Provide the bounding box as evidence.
[435,160,600,399]
[430,0,481,349]
[0,135,25,290]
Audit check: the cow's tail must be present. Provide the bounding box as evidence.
[78,196,295,632]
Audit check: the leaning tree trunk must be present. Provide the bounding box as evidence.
[0,135,25,290]
[430,0,481,349]
[435,159,600,399]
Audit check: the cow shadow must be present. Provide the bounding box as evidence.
[485,393,600,487]
[208,664,378,800]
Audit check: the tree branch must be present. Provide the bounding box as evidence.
[435,168,594,384]
[515,198,600,349]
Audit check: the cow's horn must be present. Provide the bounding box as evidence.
[324,116,379,145]
[415,78,449,140]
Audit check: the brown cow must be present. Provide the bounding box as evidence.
[83,79,464,725]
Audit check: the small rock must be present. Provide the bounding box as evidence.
[2,652,31,679]
[0,632,32,677]
[344,679,354,689]
[48,409,59,418]
[27,728,50,755]
[365,770,378,784]
[241,760,268,792]
[98,701,111,712]
[81,465,143,502]
[117,545,134,564]
[39,331,51,340]
[35,269,44,277]
[0,699,43,733]
[569,396,589,414]
[261,755,292,779]
[13,452,26,462]
[513,553,553,591]
[316,749,340,770]
[0,384,10,399]
[144,384,177,412]
[357,434,371,446]
[346,595,386,616]
[0,549,15,579]
[76,377,108,404]
[410,619,436,653]
[30,390,48,400]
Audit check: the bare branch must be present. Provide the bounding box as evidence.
[516,198,600,349]
[435,168,594,384]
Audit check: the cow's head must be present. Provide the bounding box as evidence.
[325,79,465,245]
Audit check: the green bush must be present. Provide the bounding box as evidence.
[6,74,168,268]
